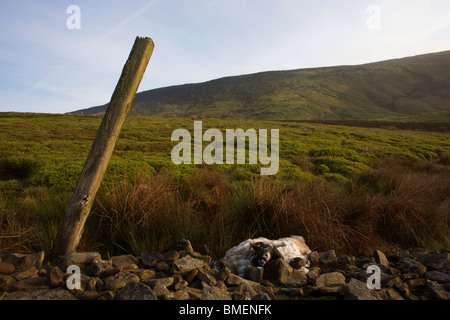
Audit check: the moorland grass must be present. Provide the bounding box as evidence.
[0,113,449,258]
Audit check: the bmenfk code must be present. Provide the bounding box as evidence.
[224,304,271,315]
[179,304,271,317]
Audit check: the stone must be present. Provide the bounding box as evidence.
[345,270,369,283]
[170,275,188,291]
[397,258,426,276]
[3,288,76,300]
[104,271,139,291]
[338,255,356,265]
[402,273,419,280]
[244,265,263,283]
[74,291,100,300]
[161,250,180,263]
[309,251,319,266]
[0,275,15,290]
[385,250,412,263]
[115,281,157,300]
[425,271,450,284]
[38,268,48,277]
[172,290,190,300]
[183,269,198,284]
[319,250,338,265]
[95,277,104,292]
[394,282,411,299]
[82,277,94,291]
[152,283,171,299]
[306,267,321,283]
[191,279,209,290]
[285,269,308,287]
[185,287,203,300]
[373,250,389,267]
[418,251,450,269]
[48,266,65,288]
[232,282,256,300]
[252,293,271,300]
[5,277,50,292]
[91,259,117,278]
[344,278,382,300]
[56,252,101,274]
[406,278,427,288]
[0,261,15,275]
[111,255,139,271]
[427,280,450,300]
[196,268,217,286]
[171,255,209,273]
[382,288,405,300]
[154,261,170,272]
[263,258,293,284]
[0,253,25,268]
[238,279,263,298]
[162,238,193,252]
[133,268,155,281]
[385,276,402,287]
[386,267,401,277]
[380,272,395,286]
[216,266,231,282]
[185,251,212,264]
[320,285,345,295]
[1,252,44,271]
[216,280,227,291]
[142,252,160,268]
[97,291,115,300]
[358,257,375,268]
[144,276,174,288]
[225,273,245,286]
[315,272,346,287]
[12,266,39,281]
[276,287,304,299]
[202,286,232,300]
[6,245,448,300]
[420,291,434,300]
[289,257,308,269]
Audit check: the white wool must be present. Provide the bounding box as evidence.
[223,235,311,276]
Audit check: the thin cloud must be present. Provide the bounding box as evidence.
[1,0,449,113]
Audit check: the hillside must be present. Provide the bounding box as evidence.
[71,51,450,120]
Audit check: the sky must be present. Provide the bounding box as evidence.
[0,0,449,114]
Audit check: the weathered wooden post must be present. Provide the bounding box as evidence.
[51,37,154,261]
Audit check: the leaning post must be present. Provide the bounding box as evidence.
[51,37,154,261]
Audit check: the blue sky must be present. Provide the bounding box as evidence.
[1,0,449,113]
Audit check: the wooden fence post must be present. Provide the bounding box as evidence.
[51,37,154,261]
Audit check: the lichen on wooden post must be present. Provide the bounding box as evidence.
[51,37,155,261]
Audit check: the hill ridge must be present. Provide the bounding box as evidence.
[71,50,450,120]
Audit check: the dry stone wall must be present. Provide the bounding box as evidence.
[1,244,449,300]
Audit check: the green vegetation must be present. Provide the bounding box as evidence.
[73,51,450,121]
[1,113,449,258]
[378,111,450,123]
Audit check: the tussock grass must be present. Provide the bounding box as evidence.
[1,156,449,258]
[82,157,450,258]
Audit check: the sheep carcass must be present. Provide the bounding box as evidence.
[222,235,311,276]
